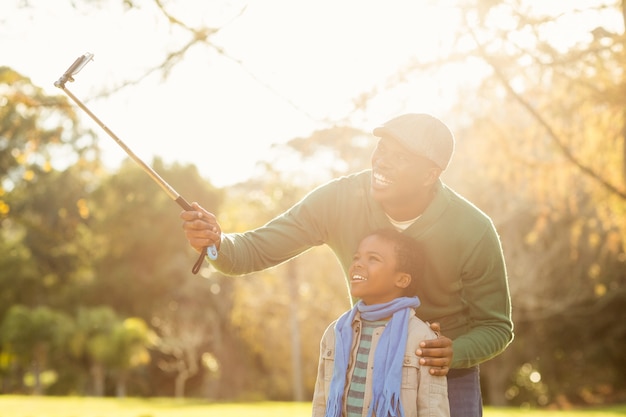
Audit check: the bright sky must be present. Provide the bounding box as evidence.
[2,0,620,186]
[3,0,467,186]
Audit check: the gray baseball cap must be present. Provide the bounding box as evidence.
[372,113,455,170]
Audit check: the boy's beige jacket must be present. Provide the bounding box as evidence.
[312,310,450,417]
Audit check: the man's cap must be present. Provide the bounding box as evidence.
[372,113,455,170]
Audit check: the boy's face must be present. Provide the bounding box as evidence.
[349,234,411,305]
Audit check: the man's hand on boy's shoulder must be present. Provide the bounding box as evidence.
[416,322,452,376]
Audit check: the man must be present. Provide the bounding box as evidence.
[181,113,513,416]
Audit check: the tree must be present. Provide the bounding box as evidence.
[68,306,120,396]
[80,159,225,396]
[0,305,73,395]
[105,317,156,398]
[6,166,100,309]
[84,158,222,319]
[332,0,626,405]
[0,67,100,317]
[153,276,222,399]
[224,127,368,400]
[0,67,98,190]
[434,0,626,406]
[5,0,625,404]
[0,67,103,395]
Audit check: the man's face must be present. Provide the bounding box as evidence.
[370,136,439,206]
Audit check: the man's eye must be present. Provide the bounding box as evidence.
[395,153,410,164]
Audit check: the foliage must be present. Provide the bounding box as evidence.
[0,67,100,317]
[0,305,73,394]
[222,126,369,400]
[68,306,120,396]
[2,0,626,407]
[82,158,221,317]
[436,0,626,407]
[79,158,226,397]
[0,66,105,395]
[259,126,375,187]
[0,65,227,397]
[0,67,99,192]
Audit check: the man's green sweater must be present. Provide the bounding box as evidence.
[211,170,513,368]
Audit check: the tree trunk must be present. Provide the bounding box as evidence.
[622,0,626,184]
[116,372,127,398]
[175,369,189,399]
[90,362,105,397]
[287,259,304,401]
[31,343,46,395]
[31,361,42,396]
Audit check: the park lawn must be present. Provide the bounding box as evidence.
[0,396,624,417]
[484,405,626,417]
[0,396,303,417]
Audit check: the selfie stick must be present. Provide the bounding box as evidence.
[54,53,218,274]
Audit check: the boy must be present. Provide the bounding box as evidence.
[312,229,450,417]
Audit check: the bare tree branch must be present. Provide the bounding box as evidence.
[465,15,626,200]
[91,1,322,124]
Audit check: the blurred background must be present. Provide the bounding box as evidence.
[1,0,625,409]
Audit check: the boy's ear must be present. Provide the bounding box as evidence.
[396,273,412,289]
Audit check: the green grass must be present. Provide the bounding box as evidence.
[483,405,626,417]
[0,396,623,417]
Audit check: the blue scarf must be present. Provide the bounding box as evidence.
[324,296,421,417]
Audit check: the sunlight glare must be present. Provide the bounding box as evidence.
[3,0,617,186]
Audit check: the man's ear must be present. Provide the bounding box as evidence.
[396,273,412,289]
[423,167,442,187]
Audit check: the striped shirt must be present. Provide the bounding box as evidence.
[346,319,388,417]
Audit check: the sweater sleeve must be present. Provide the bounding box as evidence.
[208,181,335,276]
[450,222,514,368]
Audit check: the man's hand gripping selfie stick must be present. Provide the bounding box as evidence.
[54,53,218,274]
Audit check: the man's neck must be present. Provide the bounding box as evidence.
[383,190,435,221]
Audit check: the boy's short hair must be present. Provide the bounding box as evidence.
[367,228,425,297]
